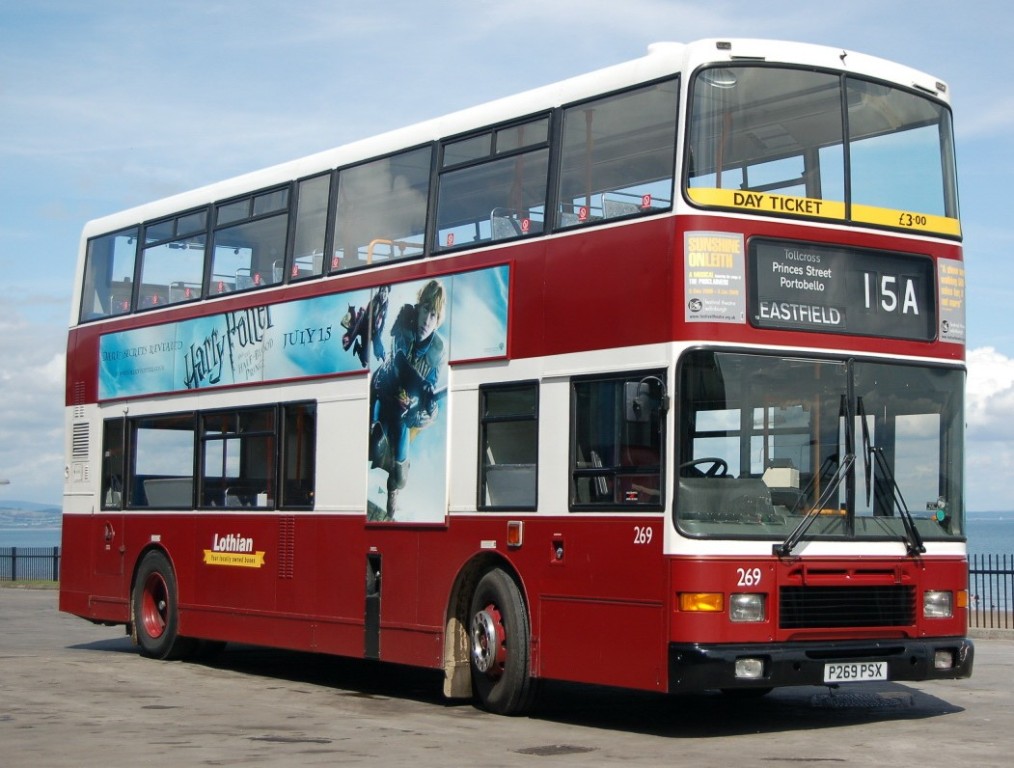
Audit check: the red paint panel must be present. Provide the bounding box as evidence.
[537,222,675,357]
[668,555,969,646]
[538,596,665,689]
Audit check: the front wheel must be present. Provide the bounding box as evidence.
[468,568,536,715]
[132,550,194,660]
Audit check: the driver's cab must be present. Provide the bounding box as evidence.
[674,349,965,545]
[676,350,838,536]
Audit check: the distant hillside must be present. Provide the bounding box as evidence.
[0,502,61,528]
[0,500,60,512]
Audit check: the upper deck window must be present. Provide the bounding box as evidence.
[557,79,678,227]
[138,210,208,309]
[80,227,139,321]
[332,146,432,272]
[436,115,550,250]
[210,187,289,295]
[846,78,958,227]
[686,65,959,237]
[290,173,331,281]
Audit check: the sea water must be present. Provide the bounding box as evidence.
[0,528,61,549]
[966,511,1014,558]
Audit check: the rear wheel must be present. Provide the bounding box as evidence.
[132,550,194,660]
[468,568,535,715]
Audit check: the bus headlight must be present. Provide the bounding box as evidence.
[730,593,766,623]
[924,591,953,619]
[734,657,766,679]
[934,649,956,670]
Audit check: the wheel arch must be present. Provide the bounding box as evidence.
[441,552,530,700]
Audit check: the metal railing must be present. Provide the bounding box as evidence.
[969,553,1013,630]
[1,546,1011,632]
[0,547,61,582]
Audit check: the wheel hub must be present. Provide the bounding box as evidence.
[470,604,506,676]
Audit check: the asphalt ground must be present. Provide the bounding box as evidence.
[2,587,1011,767]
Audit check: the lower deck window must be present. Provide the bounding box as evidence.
[105,401,315,511]
[570,371,666,509]
[202,408,276,508]
[131,413,196,508]
[479,382,538,510]
[281,403,316,507]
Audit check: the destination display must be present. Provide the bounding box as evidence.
[749,240,936,340]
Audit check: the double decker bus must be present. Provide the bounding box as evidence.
[60,38,973,715]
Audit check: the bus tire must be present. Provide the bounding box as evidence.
[468,568,535,715]
[132,550,193,660]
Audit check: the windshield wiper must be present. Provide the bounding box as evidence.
[774,451,854,558]
[858,397,925,557]
[775,393,854,558]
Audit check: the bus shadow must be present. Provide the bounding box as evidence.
[531,679,964,737]
[69,636,136,653]
[70,639,964,737]
[205,644,451,707]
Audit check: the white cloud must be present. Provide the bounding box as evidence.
[0,314,66,504]
[964,347,1014,510]
[966,347,1014,439]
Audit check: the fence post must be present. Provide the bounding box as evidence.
[10,547,16,582]
[52,546,60,581]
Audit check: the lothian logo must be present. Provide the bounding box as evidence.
[211,533,254,553]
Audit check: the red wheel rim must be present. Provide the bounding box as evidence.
[140,572,169,639]
[471,603,507,678]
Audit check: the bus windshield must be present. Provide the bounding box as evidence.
[686,64,959,235]
[676,351,964,544]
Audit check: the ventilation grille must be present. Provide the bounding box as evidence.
[72,381,86,418]
[779,585,915,629]
[277,516,295,579]
[71,423,90,460]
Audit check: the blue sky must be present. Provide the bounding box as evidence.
[1,1,1013,509]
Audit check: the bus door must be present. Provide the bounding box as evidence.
[94,418,126,592]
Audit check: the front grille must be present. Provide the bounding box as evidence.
[779,585,915,629]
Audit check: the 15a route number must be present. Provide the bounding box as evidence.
[863,271,921,316]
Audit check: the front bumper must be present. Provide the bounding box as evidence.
[668,637,974,693]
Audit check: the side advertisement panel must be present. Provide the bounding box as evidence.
[98,265,509,398]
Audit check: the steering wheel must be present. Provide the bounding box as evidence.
[680,457,729,477]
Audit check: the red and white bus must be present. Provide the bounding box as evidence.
[60,38,973,714]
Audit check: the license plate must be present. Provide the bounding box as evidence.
[823,661,888,683]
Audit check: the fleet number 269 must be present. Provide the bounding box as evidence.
[737,567,762,586]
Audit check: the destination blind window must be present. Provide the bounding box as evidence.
[748,239,936,340]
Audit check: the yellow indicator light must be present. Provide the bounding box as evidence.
[956,590,968,609]
[679,592,724,612]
